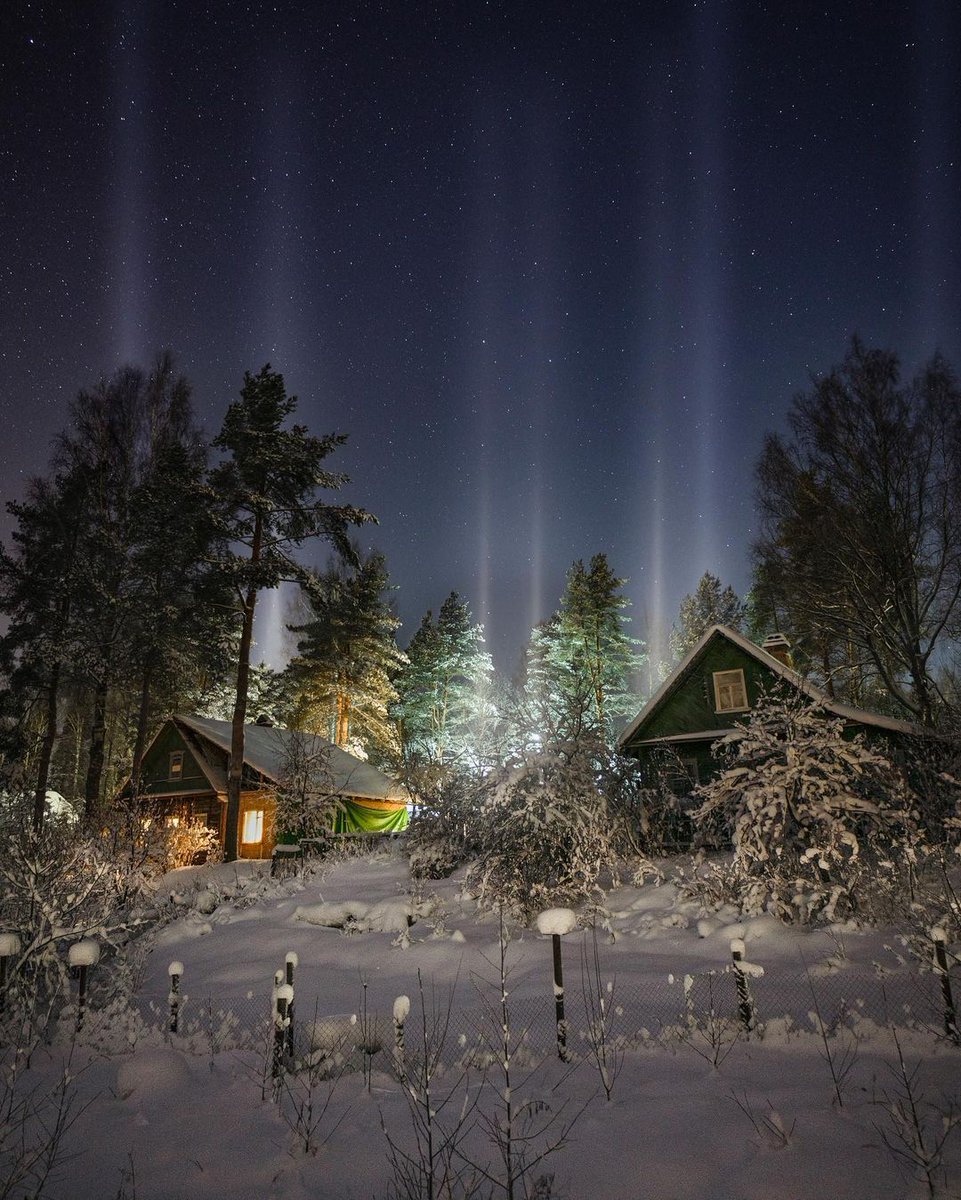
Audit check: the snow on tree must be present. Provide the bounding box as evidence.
[468,720,651,916]
[522,554,645,743]
[670,572,745,661]
[272,731,342,844]
[393,592,494,766]
[691,691,921,923]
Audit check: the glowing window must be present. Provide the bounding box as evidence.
[169,751,184,780]
[713,669,748,713]
[165,814,181,829]
[242,809,264,844]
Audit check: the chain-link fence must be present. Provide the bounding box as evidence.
[21,953,958,1069]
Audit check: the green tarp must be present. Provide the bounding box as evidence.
[333,797,410,834]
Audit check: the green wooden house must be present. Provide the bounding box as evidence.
[617,625,921,794]
[129,714,409,859]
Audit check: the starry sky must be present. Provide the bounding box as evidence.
[1,1,959,677]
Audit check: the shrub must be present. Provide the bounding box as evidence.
[691,693,922,923]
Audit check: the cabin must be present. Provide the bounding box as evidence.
[130,714,409,859]
[618,625,922,797]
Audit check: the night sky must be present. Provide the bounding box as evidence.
[2,1,959,677]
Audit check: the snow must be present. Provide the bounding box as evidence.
[8,847,961,1200]
[167,960,184,977]
[67,938,100,967]
[393,994,410,1023]
[0,931,20,957]
[534,907,578,936]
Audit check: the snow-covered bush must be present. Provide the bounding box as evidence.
[468,732,650,916]
[0,821,152,1028]
[273,733,342,843]
[405,763,487,880]
[691,693,922,923]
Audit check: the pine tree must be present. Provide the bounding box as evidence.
[210,365,373,861]
[0,469,89,831]
[670,572,745,660]
[394,592,493,765]
[285,550,406,761]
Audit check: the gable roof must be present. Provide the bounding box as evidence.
[171,715,408,802]
[617,624,922,749]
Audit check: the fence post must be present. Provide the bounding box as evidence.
[931,927,959,1045]
[284,952,298,1058]
[273,982,293,1082]
[730,939,755,1035]
[393,994,410,1080]
[68,939,100,1034]
[0,932,20,1019]
[167,961,184,1034]
[552,932,570,1061]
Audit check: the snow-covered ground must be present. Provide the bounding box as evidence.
[7,846,961,1199]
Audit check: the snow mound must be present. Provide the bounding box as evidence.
[116,1048,191,1101]
[293,897,413,933]
[534,908,578,936]
[293,901,371,928]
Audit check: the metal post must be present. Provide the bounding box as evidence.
[731,939,754,1035]
[552,932,569,1061]
[932,928,959,1045]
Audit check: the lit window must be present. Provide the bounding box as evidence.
[165,815,181,829]
[242,809,264,844]
[169,751,184,780]
[713,669,748,713]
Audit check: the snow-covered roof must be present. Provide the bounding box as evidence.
[617,624,923,749]
[174,715,408,803]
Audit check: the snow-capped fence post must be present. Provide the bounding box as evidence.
[67,938,100,1033]
[285,952,298,1058]
[0,932,19,1018]
[393,994,410,1081]
[931,927,959,1045]
[273,980,294,1083]
[167,961,184,1034]
[535,909,577,1062]
[730,939,755,1035]
[552,934,568,1060]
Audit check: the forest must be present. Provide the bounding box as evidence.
[0,338,960,895]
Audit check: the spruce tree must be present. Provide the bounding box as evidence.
[549,553,644,739]
[670,572,745,661]
[394,592,493,765]
[285,550,406,761]
[211,365,373,860]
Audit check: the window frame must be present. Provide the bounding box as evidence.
[169,751,185,780]
[712,668,749,714]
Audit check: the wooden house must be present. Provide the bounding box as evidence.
[130,714,409,859]
[618,625,921,795]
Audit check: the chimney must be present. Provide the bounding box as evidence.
[761,632,793,668]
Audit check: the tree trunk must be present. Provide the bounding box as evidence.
[32,662,61,835]
[224,512,263,862]
[335,689,350,747]
[129,662,154,800]
[84,678,109,821]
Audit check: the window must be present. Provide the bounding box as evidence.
[165,814,181,829]
[242,808,264,844]
[169,751,184,780]
[713,669,748,713]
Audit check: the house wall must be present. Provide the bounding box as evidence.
[139,724,212,797]
[626,641,782,747]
